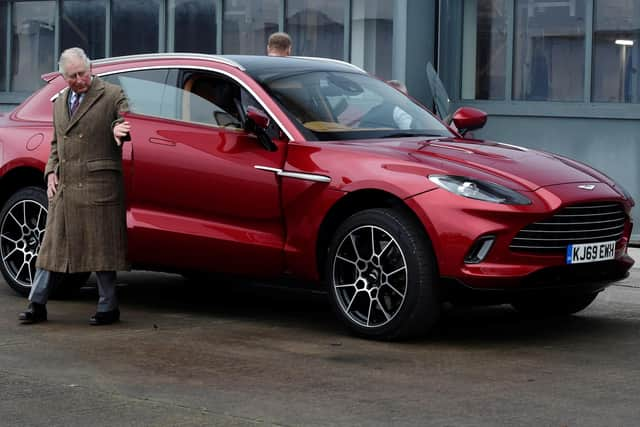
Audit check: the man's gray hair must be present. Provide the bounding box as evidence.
[58,47,91,75]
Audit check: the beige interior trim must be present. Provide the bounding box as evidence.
[182,77,195,121]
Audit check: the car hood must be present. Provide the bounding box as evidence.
[337,137,615,192]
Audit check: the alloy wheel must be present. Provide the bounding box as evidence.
[332,225,408,328]
[0,198,47,289]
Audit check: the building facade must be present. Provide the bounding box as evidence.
[1,0,638,241]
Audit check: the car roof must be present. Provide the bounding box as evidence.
[225,55,365,74]
[42,53,366,82]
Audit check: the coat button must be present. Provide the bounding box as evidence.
[78,183,83,188]
[79,134,83,138]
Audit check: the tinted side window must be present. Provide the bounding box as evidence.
[101,69,179,119]
[180,71,242,128]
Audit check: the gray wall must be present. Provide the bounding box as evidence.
[393,0,437,106]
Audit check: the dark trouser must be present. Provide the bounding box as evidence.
[29,269,118,312]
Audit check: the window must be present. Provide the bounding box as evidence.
[286,0,345,59]
[592,0,639,103]
[462,0,507,100]
[513,0,586,101]
[180,71,242,127]
[104,68,246,129]
[173,0,216,54]
[223,0,278,54]
[0,2,7,91]
[111,0,159,56]
[261,71,450,141]
[102,69,179,119]
[11,1,55,92]
[350,0,393,80]
[61,0,106,59]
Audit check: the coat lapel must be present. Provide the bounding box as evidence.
[65,77,105,134]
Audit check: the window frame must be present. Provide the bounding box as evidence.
[0,0,370,105]
[450,0,640,120]
[97,64,295,141]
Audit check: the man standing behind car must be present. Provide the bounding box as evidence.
[267,32,292,56]
[19,47,131,326]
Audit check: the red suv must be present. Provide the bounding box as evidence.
[0,54,634,339]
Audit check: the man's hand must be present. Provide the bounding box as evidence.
[113,121,131,146]
[47,173,59,199]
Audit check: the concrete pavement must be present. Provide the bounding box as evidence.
[0,248,638,426]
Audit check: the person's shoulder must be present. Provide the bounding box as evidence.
[95,76,123,95]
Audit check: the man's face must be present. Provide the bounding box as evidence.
[62,58,91,93]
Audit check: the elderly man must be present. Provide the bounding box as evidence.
[267,32,292,56]
[19,47,131,326]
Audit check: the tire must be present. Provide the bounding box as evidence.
[511,292,599,316]
[0,186,89,297]
[326,208,440,340]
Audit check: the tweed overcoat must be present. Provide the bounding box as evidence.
[36,76,130,273]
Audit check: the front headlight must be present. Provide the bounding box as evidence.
[429,175,531,205]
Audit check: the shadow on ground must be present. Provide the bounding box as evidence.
[37,271,638,346]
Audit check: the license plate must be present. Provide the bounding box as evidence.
[566,241,616,264]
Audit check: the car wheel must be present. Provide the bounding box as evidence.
[511,292,599,316]
[327,208,440,340]
[0,186,89,297]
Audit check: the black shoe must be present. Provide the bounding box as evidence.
[89,308,120,326]
[19,302,47,324]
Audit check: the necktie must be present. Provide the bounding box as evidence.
[70,93,80,116]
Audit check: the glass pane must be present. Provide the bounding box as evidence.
[173,0,216,53]
[112,0,159,56]
[223,0,278,54]
[105,69,179,119]
[11,1,56,92]
[181,73,242,127]
[61,0,106,60]
[286,0,345,59]
[351,0,393,80]
[513,0,586,101]
[592,0,639,103]
[462,0,507,100]
[259,70,451,141]
[0,2,7,91]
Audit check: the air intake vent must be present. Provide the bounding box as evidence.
[510,202,626,253]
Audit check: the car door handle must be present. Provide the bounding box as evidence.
[149,137,176,146]
[254,165,331,183]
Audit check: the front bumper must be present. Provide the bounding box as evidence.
[407,185,635,292]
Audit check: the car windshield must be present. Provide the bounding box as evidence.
[257,70,453,141]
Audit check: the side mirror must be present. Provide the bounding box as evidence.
[246,106,270,129]
[243,106,277,152]
[451,107,487,136]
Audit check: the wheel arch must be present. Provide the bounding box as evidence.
[0,166,46,207]
[316,189,434,281]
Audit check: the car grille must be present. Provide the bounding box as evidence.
[510,202,626,253]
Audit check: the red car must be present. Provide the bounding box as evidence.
[0,54,634,339]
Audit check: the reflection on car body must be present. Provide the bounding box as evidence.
[0,54,634,340]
